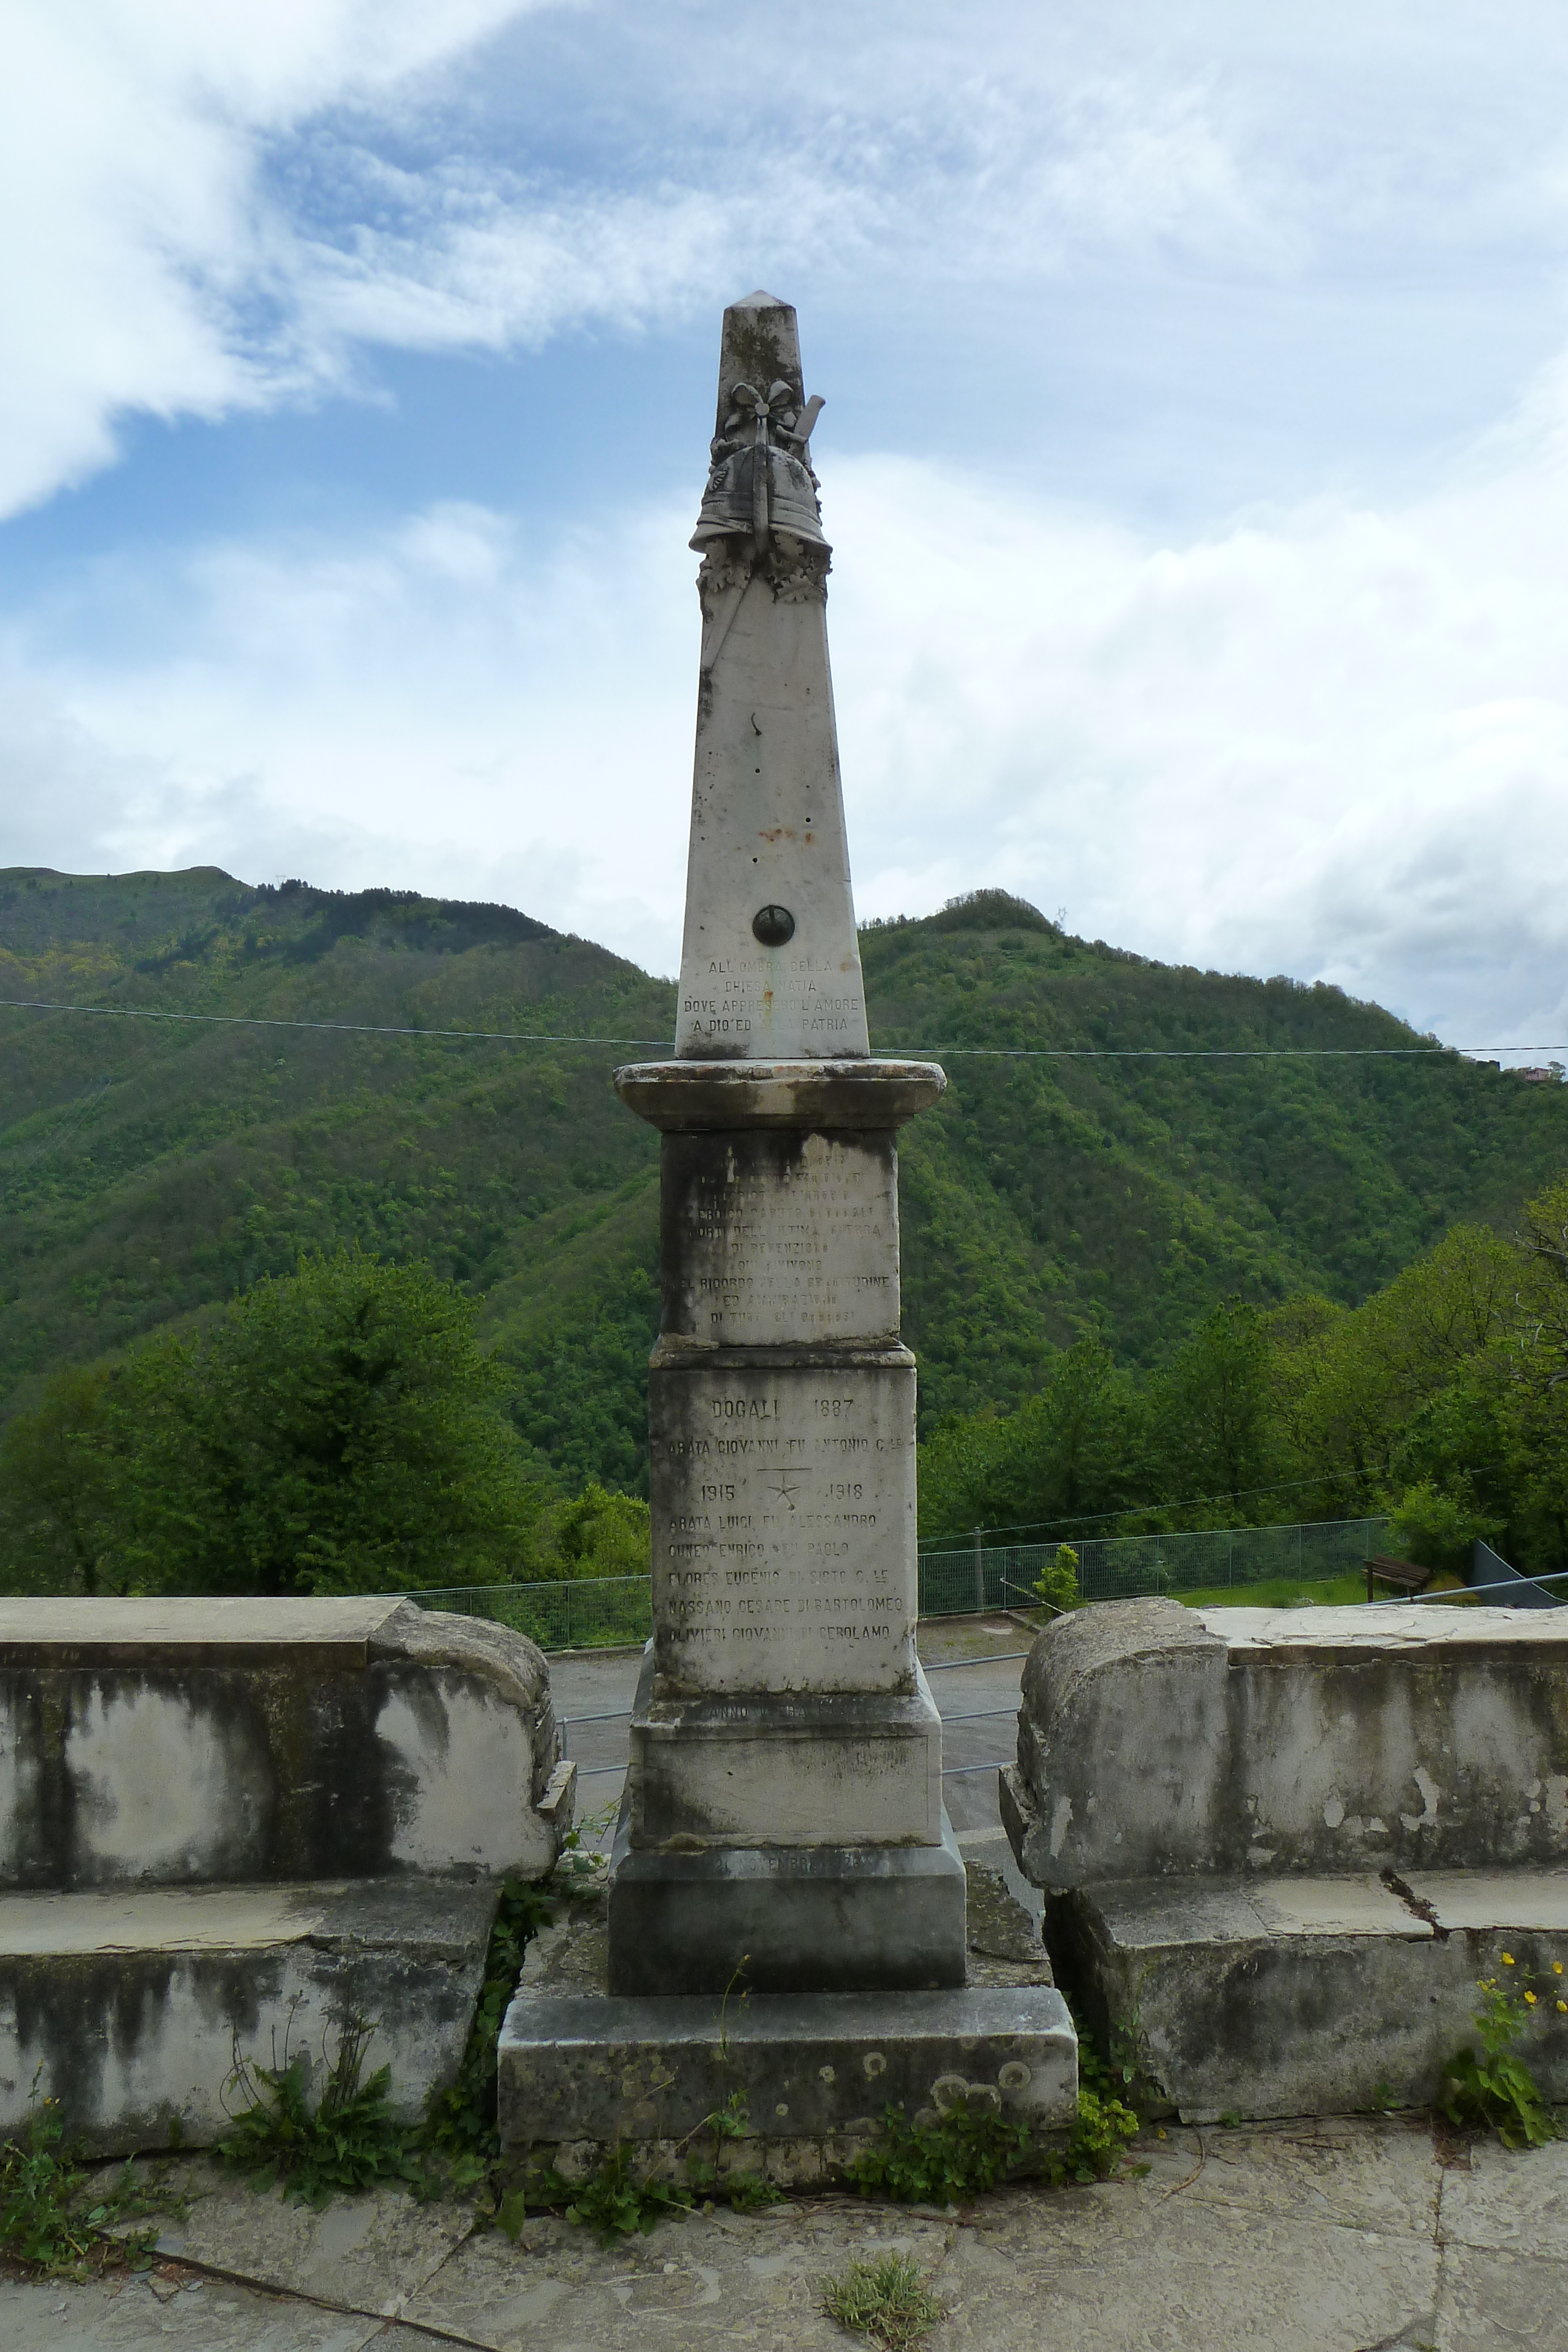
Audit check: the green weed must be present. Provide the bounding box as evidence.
[0,2086,163,2279]
[847,2104,1032,2204]
[845,2078,1138,2208]
[1440,1958,1563,2150]
[424,1876,553,2176]
[217,2010,425,2209]
[544,2146,698,2245]
[1058,2086,1142,2182]
[822,2251,946,2349]
[520,2082,781,2246]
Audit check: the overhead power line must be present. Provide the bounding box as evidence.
[1,997,1562,1062]
[0,998,671,1049]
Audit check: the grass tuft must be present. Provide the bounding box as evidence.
[822,2252,946,2349]
[0,2087,165,2278]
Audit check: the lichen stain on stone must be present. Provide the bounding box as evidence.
[1399,1763,1442,1834]
[65,1676,271,1884]
[724,318,787,395]
[1546,1773,1568,1841]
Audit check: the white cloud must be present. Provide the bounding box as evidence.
[20,2,1556,519]
[0,1,549,513]
[826,375,1568,1050]
[7,346,1568,1049]
[0,495,699,973]
[8,3,1568,1053]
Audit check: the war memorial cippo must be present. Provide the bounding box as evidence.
[498,293,1076,2167]
[610,290,966,1996]
[0,294,1564,2178]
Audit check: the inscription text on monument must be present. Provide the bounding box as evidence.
[663,1130,899,1346]
[649,1359,917,1695]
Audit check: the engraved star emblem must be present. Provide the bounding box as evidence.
[767,1474,802,1509]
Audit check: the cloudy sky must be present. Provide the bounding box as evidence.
[3,2,1568,1050]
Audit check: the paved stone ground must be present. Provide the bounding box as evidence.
[8,2114,1567,2351]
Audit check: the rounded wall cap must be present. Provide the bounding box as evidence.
[613,1058,946,1132]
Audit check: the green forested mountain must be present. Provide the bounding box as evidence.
[3,867,1565,1500]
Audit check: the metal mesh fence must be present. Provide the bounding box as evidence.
[916,1516,1387,1617]
[412,1516,1386,1650]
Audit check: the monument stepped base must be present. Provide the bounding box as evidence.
[0,1877,500,2157]
[500,1863,1077,2184]
[1048,1868,1568,2123]
[606,1803,968,1997]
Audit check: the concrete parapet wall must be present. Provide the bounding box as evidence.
[0,1878,497,2155]
[0,1597,568,1888]
[1050,1868,1568,2122]
[1005,1599,1568,1890]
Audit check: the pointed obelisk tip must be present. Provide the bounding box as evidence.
[715,294,804,431]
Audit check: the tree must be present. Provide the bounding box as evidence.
[1147,1302,1275,1520]
[1273,1224,1521,1513]
[66,1249,551,1597]
[0,1367,116,1594]
[546,1480,652,1578]
[1495,1175,1568,1574]
[916,1339,1142,1544]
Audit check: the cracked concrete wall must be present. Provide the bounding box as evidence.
[0,1600,565,1888]
[1005,1598,1568,1889]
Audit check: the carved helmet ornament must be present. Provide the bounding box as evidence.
[691,375,828,555]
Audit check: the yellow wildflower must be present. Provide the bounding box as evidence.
[1525,1990,1538,2006]
[1558,2000,1567,2014]
[1502,1953,1515,1966]
[1556,1961,1565,1975]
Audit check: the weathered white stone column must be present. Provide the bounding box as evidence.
[608,293,964,1995]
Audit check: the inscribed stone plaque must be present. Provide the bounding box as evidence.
[649,1355,917,1695]
[675,939,868,1059]
[661,1129,899,1346]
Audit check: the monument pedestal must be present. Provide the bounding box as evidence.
[609,1799,968,1998]
[609,1063,966,1999]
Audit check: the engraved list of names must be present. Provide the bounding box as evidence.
[649,1363,918,1694]
[664,1132,900,1347]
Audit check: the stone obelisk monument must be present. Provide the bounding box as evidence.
[607,292,964,1994]
[498,300,1075,2175]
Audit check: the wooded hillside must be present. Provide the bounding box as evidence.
[3,867,1565,1499]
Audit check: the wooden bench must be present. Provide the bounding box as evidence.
[1365,1553,1432,1601]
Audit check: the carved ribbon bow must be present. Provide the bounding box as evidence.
[728,379,825,550]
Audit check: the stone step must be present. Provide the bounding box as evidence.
[498,1851,1073,2184]
[625,1646,945,1848]
[499,1983,1077,2173]
[1050,1867,1568,2122]
[0,1877,500,2155]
